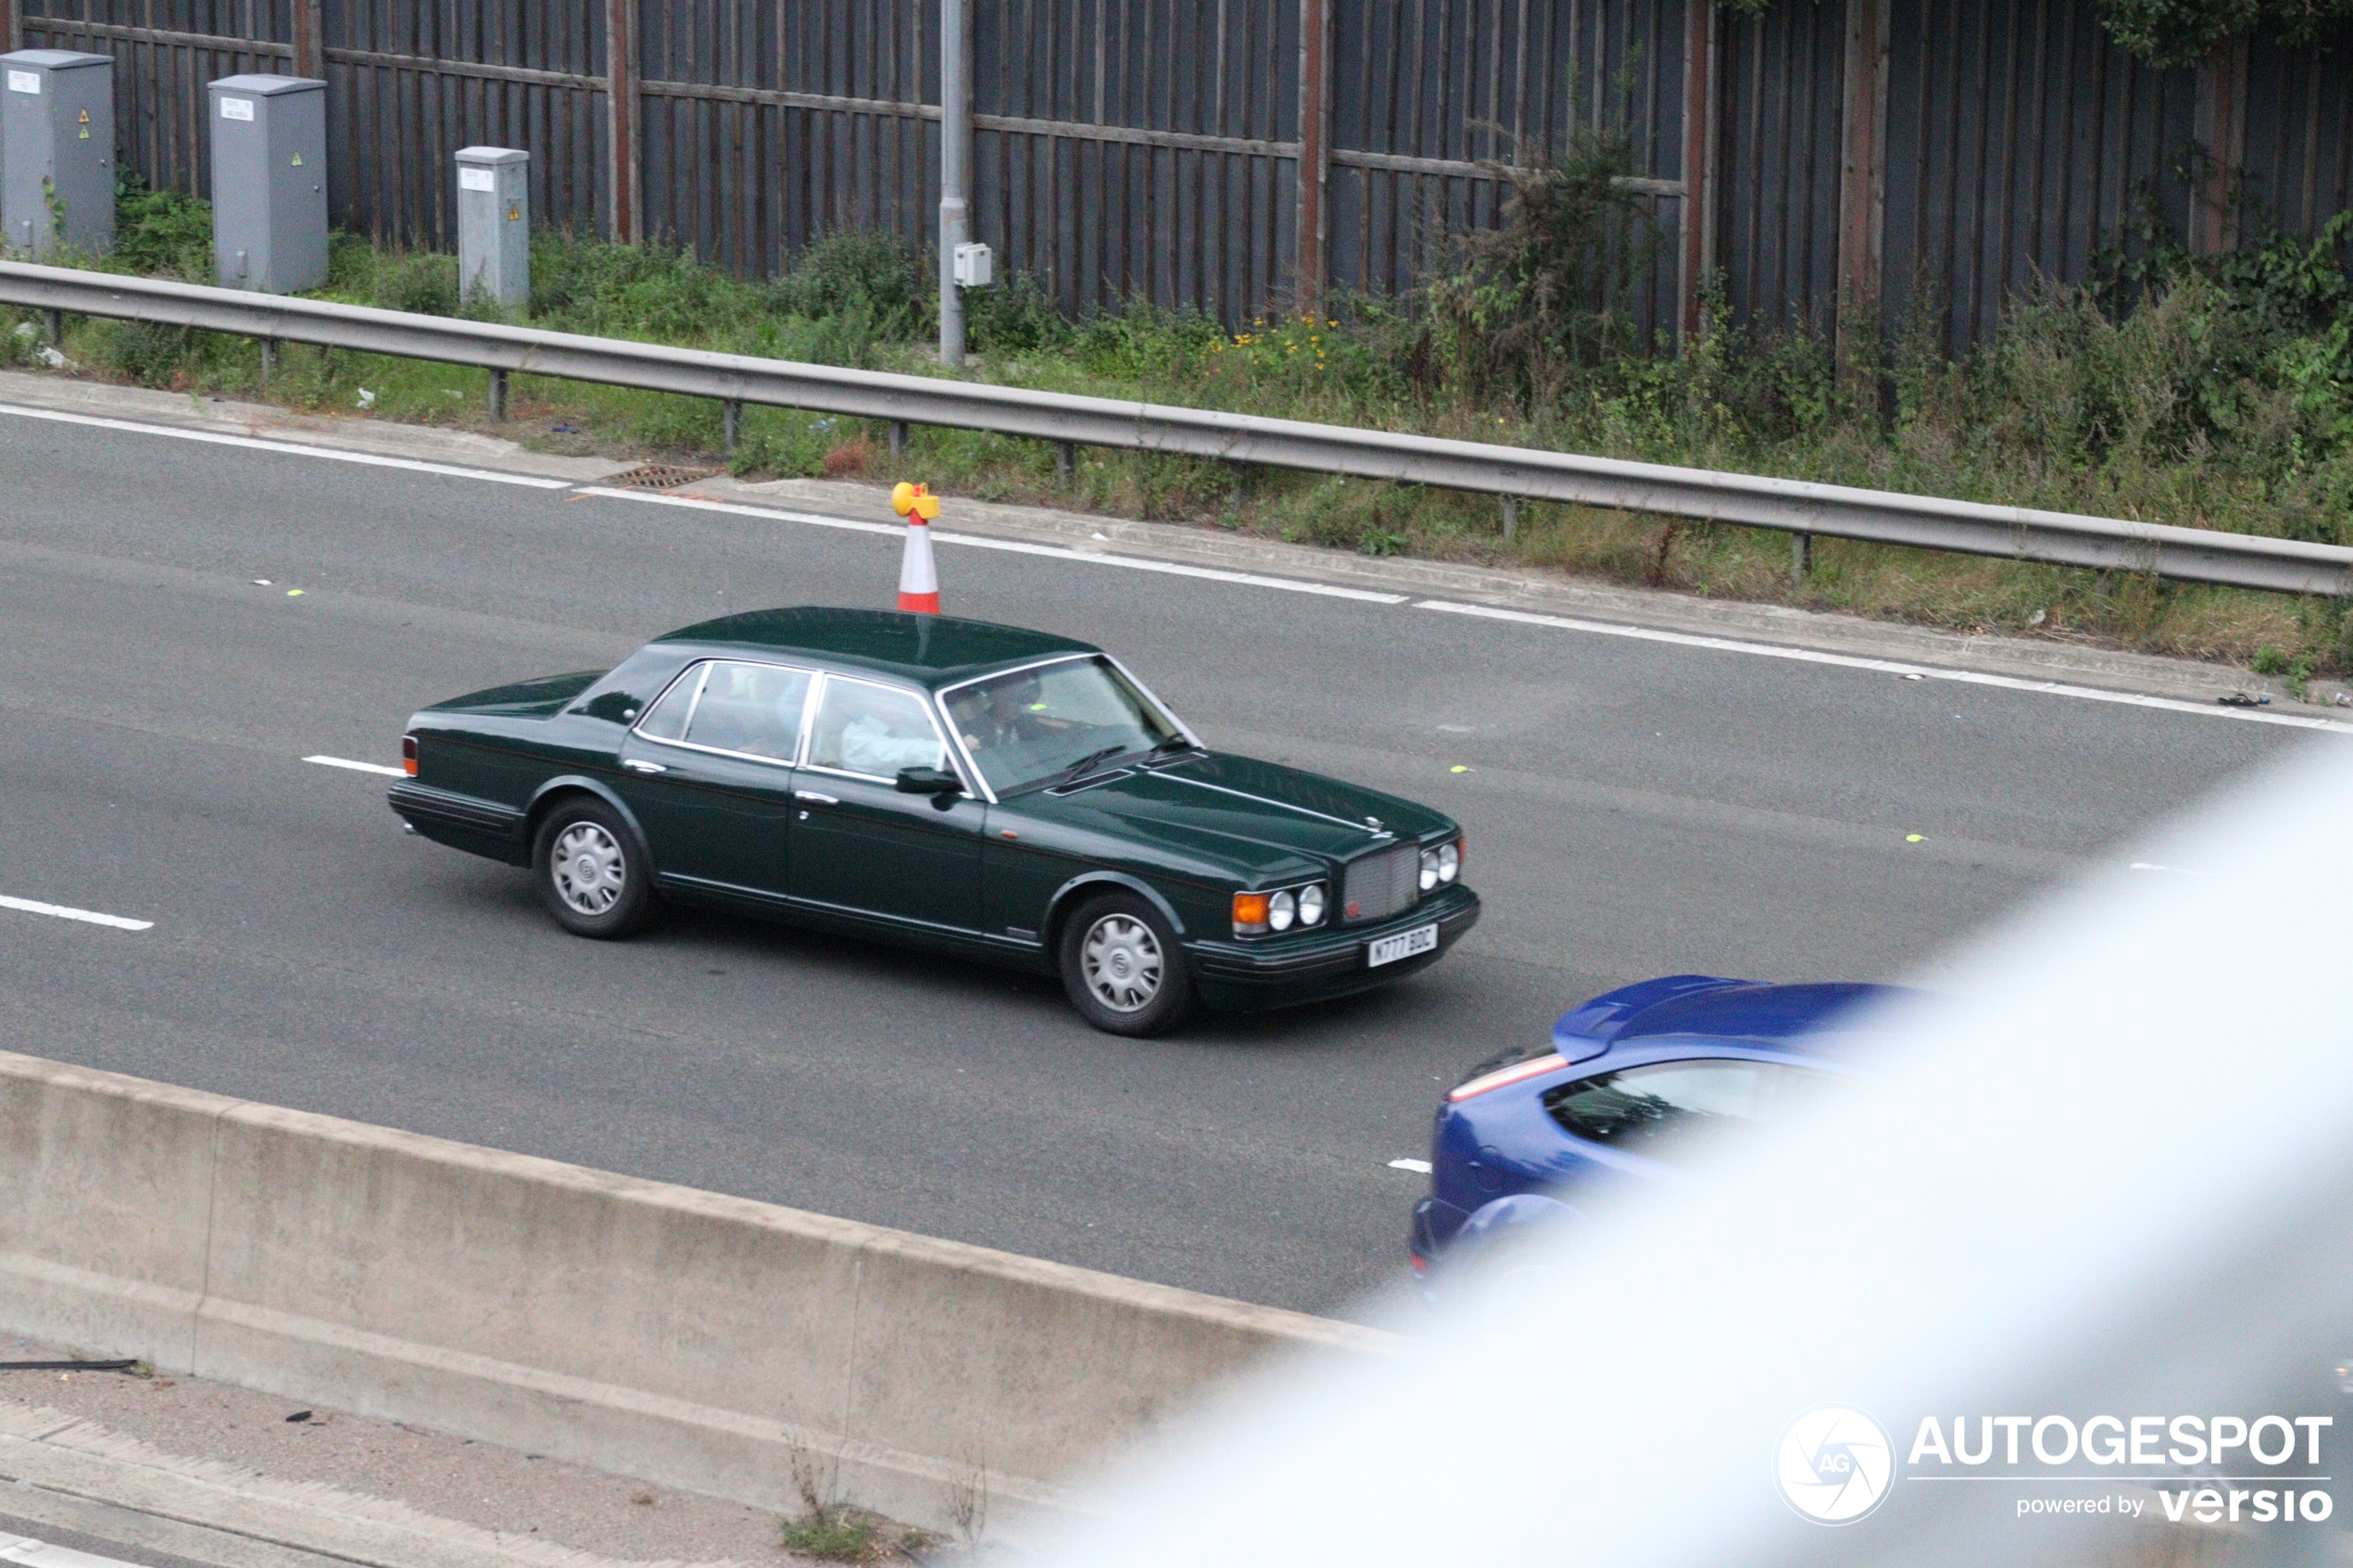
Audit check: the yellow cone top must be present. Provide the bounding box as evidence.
[890,481,941,521]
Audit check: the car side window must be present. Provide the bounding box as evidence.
[1541,1060,1813,1164]
[807,677,946,779]
[681,662,812,762]
[635,663,708,743]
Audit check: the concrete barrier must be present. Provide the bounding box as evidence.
[0,1051,1396,1527]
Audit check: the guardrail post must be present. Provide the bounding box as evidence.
[889,420,909,457]
[260,336,276,381]
[1055,441,1075,486]
[1793,531,1812,584]
[1502,496,1518,544]
[44,308,61,347]
[723,398,741,454]
[488,368,508,421]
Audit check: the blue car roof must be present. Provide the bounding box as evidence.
[1552,975,1915,1063]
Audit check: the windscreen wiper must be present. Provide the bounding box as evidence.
[1055,745,1130,784]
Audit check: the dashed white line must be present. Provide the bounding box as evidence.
[0,895,152,932]
[1414,599,2353,734]
[304,754,407,777]
[0,403,573,488]
[575,485,1411,603]
[1387,1158,1433,1173]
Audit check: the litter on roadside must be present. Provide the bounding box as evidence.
[2218,692,2271,708]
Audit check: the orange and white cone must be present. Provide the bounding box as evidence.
[890,481,942,614]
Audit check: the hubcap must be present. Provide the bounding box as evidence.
[1081,913,1164,1013]
[550,822,626,916]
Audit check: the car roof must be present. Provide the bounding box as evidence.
[649,607,1101,689]
[1553,975,1919,1064]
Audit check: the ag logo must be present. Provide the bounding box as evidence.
[1775,1405,1894,1524]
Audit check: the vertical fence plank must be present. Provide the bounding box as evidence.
[607,0,638,241]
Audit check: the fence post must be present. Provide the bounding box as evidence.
[291,0,323,81]
[605,0,640,245]
[1834,0,1888,393]
[1295,0,1330,314]
[0,0,20,54]
[2192,35,2247,256]
[1676,0,1718,347]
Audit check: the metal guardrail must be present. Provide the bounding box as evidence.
[4,259,2347,597]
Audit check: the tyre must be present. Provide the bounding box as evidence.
[532,797,655,939]
[1058,891,1195,1037]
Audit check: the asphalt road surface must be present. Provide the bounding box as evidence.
[0,407,2316,1317]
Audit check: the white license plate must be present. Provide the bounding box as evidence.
[1366,922,1440,968]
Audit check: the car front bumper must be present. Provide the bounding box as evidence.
[1183,884,1480,1011]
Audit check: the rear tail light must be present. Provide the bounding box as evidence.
[401,734,419,777]
[1446,1051,1567,1102]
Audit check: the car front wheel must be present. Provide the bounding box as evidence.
[532,797,655,939]
[1058,892,1195,1037]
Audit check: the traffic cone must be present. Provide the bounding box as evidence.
[890,482,942,614]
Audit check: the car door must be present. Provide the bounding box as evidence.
[788,673,985,934]
[611,659,812,904]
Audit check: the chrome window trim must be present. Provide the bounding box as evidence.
[801,671,976,795]
[627,658,816,771]
[932,651,1198,803]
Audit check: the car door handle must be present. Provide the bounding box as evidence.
[793,790,839,805]
[623,759,668,774]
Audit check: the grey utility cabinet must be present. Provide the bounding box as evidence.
[454,146,529,309]
[208,74,327,294]
[1,50,116,259]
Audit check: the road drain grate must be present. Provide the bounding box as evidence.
[604,463,720,490]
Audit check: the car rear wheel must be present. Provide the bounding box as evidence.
[1059,892,1194,1037]
[532,797,655,939]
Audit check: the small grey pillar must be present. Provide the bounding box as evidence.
[888,420,908,457]
[208,74,327,294]
[2,51,116,258]
[1793,531,1813,584]
[1502,496,1519,544]
[455,145,529,310]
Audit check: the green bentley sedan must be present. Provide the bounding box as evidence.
[389,608,1478,1035]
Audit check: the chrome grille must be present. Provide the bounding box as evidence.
[1342,845,1418,922]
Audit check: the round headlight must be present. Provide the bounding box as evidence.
[1268,889,1296,932]
[1438,841,1460,883]
[1298,884,1327,925]
[1419,848,1440,891]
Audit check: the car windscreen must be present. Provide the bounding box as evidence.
[941,657,1184,796]
[1541,1060,1838,1165]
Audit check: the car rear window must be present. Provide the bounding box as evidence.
[633,661,812,763]
[1541,1060,1832,1165]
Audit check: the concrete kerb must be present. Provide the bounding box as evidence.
[0,1051,1397,1532]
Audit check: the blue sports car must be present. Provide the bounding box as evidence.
[1410,975,1915,1288]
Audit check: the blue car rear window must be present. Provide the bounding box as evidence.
[1542,1060,1832,1164]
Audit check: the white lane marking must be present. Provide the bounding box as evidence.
[304,754,407,777]
[0,403,573,489]
[1416,599,2353,734]
[1388,1158,1434,1173]
[1,1531,151,1568]
[574,486,1411,604]
[0,895,152,932]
